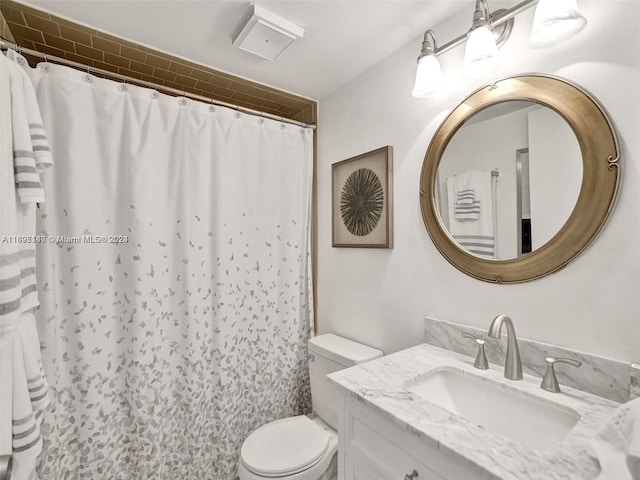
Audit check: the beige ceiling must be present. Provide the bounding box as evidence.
[17,0,474,100]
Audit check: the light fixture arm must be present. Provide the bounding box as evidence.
[417,30,438,62]
[412,0,587,96]
[432,0,538,56]
[471,0,492,30]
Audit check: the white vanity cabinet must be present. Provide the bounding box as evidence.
[338,394,483,480]
[329,344,619,480]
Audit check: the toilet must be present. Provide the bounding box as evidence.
[238,334,383,480]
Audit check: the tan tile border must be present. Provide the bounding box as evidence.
[0,0,316,122]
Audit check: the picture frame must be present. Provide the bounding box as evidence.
[332,146,393,248]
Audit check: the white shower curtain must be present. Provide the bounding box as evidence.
[25,61,314,479]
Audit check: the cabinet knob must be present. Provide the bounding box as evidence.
[404,470,418,480]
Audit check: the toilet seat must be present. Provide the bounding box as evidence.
[241,416,331,477]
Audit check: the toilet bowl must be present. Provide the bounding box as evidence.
[238,416,337,480]
[238,334,383,480]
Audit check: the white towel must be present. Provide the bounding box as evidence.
[8,57,41,317]
[591,397,640,480]
[0,51,52,478]
[446,170,495,258]
[12,313,49,457]
[5,50,53,174]
[9,59,45,204]
[453,170,481,220]
[0,41,19,460]
[0,52,48,325]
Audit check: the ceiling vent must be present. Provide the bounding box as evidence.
[233,3,305,61]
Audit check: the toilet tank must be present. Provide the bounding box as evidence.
[308,334,383,430]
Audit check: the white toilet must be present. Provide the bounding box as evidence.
[238,334,383,480]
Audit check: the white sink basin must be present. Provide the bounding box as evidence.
[405,368,581,451]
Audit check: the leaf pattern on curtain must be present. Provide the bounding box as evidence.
[27,63,313,480]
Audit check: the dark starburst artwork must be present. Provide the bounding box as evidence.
[340,168,384,236]
[332,146,393,248]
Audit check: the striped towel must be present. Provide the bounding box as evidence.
[451,234,495,257]
[9,52,52,204]
[0,51,52,474]
[11,313,50,458]
[446,170,495,258]
[456,189,475,205]
[453,171,481,220]
[454,188,480,220]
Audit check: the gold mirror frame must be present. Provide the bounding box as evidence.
[420,74,620,283]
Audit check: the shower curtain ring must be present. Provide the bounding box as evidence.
[43,52,48,62]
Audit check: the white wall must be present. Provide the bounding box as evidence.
[528,107,582,250]
[317,1,640,363]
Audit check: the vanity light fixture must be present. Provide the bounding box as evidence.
[411,0,588,97]
[411,31,445,97]
[463,0,503,76]
[529,0,587,49]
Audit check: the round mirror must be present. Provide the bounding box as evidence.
[420,75,619,283]
[437,100,583,260]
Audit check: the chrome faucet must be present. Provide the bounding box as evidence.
[488,314,523,380]
[0,455,12,480]
[461,332,489,370]
[540,357,582,393]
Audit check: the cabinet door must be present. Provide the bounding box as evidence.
[344,396,481,480]
[349,457,388,480]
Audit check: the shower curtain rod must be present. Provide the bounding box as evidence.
[0,37,316,130]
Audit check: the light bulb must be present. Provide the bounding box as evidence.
[464,25,500,76]
[530,0,587,49]
[412,54,444,97]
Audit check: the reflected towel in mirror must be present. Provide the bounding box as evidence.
[446,170,495,258]
[452,170,481,220]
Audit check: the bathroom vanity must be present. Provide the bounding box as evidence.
[328,344,619,480]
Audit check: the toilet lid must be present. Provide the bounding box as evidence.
[241,416,330,476]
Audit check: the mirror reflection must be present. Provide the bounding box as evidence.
[435,101,582,261]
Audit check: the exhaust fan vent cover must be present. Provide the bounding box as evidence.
[233,4,305,61]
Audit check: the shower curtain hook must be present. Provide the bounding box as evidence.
[43,52,48,62]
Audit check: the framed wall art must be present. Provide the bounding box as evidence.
[332,146,393,248]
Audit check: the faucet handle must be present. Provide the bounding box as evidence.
[462,332,489,370]
[540,357,582,393]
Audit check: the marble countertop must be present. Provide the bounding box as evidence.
[328,343,620,480]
